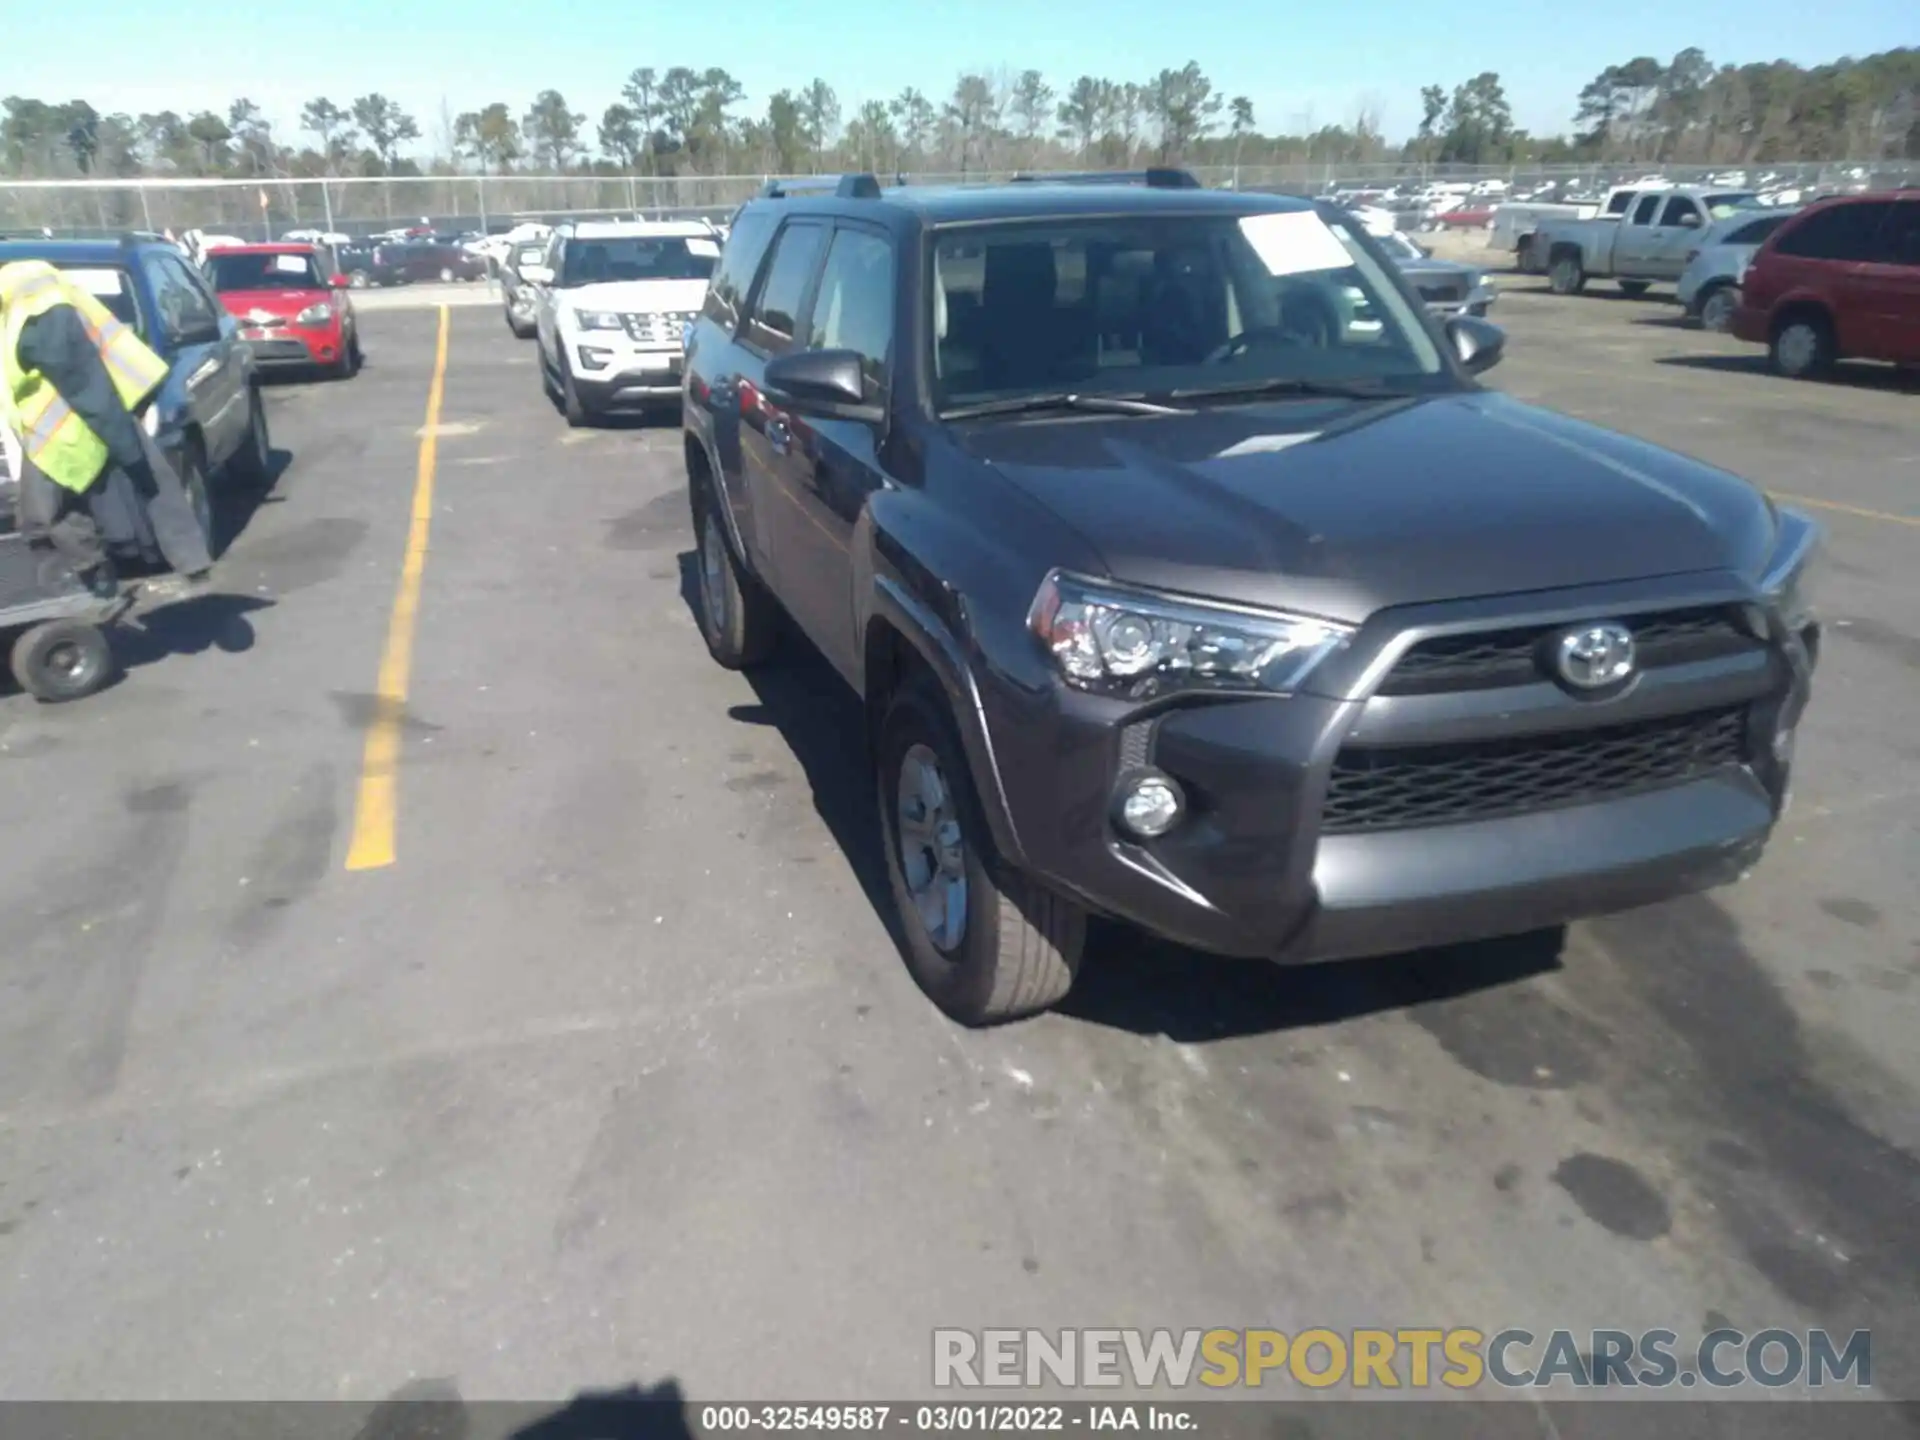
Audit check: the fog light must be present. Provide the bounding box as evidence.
[578,345,613,372]
[1116,770,1185,839]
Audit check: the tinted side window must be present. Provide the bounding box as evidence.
[703,208,778,327]
[1728,215,1790,246]
[806,227,895,396]
[142,252,220,344]
[744,221,827,355]
[1606,190,1637,216]
[1631,194,1662,225]
[1882,202,1920,266]
[1775,203,1891,262]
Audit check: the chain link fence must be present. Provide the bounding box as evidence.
[4,160,1915,239]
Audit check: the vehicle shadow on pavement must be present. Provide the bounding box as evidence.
[213,446,296,557]
[677,554,907,952]
[1059,923,1566,1042]
[343,1376,696,1440]
[1655,354,1918,392]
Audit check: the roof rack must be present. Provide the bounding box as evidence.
[757,173,882,200]
[1007,168,1203,190]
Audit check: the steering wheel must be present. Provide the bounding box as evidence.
[1203,325,1306,365]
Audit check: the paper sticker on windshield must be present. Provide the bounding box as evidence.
[272,253,313,274]
[57,267,125,296]
[1237,212,1353,277]
[687,238,720,257]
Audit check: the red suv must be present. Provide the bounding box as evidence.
[1732,193,1920,379]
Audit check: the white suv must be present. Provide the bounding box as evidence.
[532,219,722,425]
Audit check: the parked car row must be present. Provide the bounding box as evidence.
[1517,188,1917,380]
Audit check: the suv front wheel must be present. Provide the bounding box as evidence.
[878,676,1086,1025]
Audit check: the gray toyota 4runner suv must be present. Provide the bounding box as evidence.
[680,170,1820,1027]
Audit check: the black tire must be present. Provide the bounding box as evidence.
[691,487,778,669]
[1697,284,1739,334]
[877,676,1085,1025]
[507,310,534,339]
[11,620,114,703]
[179,441,218,554]
[1516,235,1545,275]
[1617,279,1651,297]
[560,358,595,428]
[1770,311,1835,380]
[227,389,272,486]
[1548,252,1586,295]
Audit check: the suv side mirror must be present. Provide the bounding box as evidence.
[522,264,553,285]
[329,273,351,288]
[1446,315,1505,375]
[762,348,884,424]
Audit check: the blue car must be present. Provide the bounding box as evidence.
[0,234,272,555]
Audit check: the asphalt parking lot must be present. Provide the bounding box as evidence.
[0,277,1915,1408]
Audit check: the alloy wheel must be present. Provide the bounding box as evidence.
[896,743,969,953]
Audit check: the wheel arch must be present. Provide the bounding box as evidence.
[863,582,1026,869]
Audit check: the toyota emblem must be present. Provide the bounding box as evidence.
[1554,621,1636,690]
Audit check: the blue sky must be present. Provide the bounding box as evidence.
[7,0,1910,152]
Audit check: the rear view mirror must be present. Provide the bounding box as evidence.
[1446,315,1505,376]
[762,348,884,424]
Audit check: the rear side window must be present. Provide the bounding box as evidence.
[743,221,828,355]
[703,208,778,327]
[1883,202,1920,266]
[1774,202,1892,263]
[1606,190,1637,216]
[1726,214,1791,246]
[1631,194,1662,225]
[806,227,895,397]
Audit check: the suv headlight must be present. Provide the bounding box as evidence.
[572,309,623,331]
[294,302,334,325]
[1761,507,1820,633]
[1028,571,1353,699]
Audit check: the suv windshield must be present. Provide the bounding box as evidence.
[930,209,1446,410]
[208,252,324,290]
[561,236,717,286]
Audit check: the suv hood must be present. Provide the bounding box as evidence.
[960,392,1776,624]
[560,278,708,314]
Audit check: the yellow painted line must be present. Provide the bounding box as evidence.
[1771,491,1920,530]
[345,305,451,871]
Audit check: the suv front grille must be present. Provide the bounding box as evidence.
[1378,607,1755,696]
[1321,706,1748,834]
[620,311,696,346]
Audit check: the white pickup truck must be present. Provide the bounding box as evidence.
[1532,185,1762,296]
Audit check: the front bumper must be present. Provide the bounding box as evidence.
[979,574,1815,962]
[568,337,685,408]
[239,322,346,368]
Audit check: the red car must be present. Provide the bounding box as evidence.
[203,243,362,378]
[1731,193,1920,380]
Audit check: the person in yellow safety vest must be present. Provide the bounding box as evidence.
[0,259,213,597]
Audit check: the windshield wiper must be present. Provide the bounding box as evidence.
[1167,377,1414,403]
[939,392,1192,420]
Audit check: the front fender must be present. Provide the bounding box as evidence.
[865,566,1028,869]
